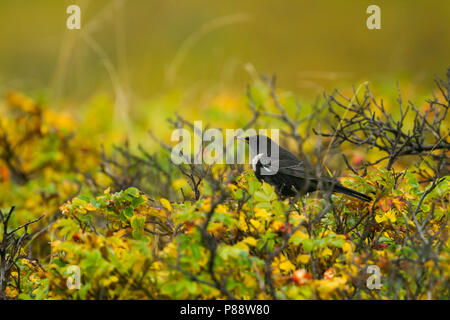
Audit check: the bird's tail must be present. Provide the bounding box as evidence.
[333,184,372,202]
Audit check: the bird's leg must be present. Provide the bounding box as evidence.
[288,186,303,214]
[276,183,287,200]
[290,185,302,198]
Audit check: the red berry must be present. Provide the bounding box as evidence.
[323,268,335,279]
[292,269,312,285]
[352,154,363,167]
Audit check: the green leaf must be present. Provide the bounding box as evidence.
[262,182,273,195]
[191,245,201,260]
[132,230,143,240]
[255,201,271,210]
[124,187,140,197]
[131,196,146,207]
[302,239,314,252]
[131,216,145,229]
[330,239,345,248]
[290,235,303,246]
[124,207,134,218]
[52,258,66,268]
[72,198,87,207]
[201,180,212,196]
[254,191,268,202]
[267,239,275,251]
[234,189,243,200]
[18,293,33,300]
[378,236,392,243]
[186,281,197,294]
[119,212,127,222]
[249,178,260,195]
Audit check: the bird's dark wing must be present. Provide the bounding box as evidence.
[259,157,372,202]
[277,160,308,178]
[259,158,309,179]
[261,158,333,181]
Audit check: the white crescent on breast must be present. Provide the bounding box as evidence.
[251,153,274,174]
[251,153,264,172]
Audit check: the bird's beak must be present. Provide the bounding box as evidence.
[236,136,248,143]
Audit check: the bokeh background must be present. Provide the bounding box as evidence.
[0,1,448,300]
[0,0,449,140]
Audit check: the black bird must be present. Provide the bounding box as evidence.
[237,134,372,202]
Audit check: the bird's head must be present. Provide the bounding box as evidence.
[236,134,276,157]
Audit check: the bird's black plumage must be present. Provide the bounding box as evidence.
[239,134,372,202]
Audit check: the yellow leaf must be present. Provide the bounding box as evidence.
[215,204,228,214]
[227,183,238,192]
[279,260,295,272]
[271,220,284,231]
[114,229,127,238]
[243,276,257,287]
[321,248,333,257]
[254,208,271,219]
[375,213,385,223]
[385,210,397,223]
[244,237,257,247]
[200,198,211,212]
[238,214,248,231]
[172,178,187,190]
[160,198,172,212]
[292,229,309,239]
[249,219,261,231]
[325,165,333,177]
[343,242,353,254]
[297,254,310,264]
[235,241,249,251]
[85,203,96,211]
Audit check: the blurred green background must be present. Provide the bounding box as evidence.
[0,0,448,138]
